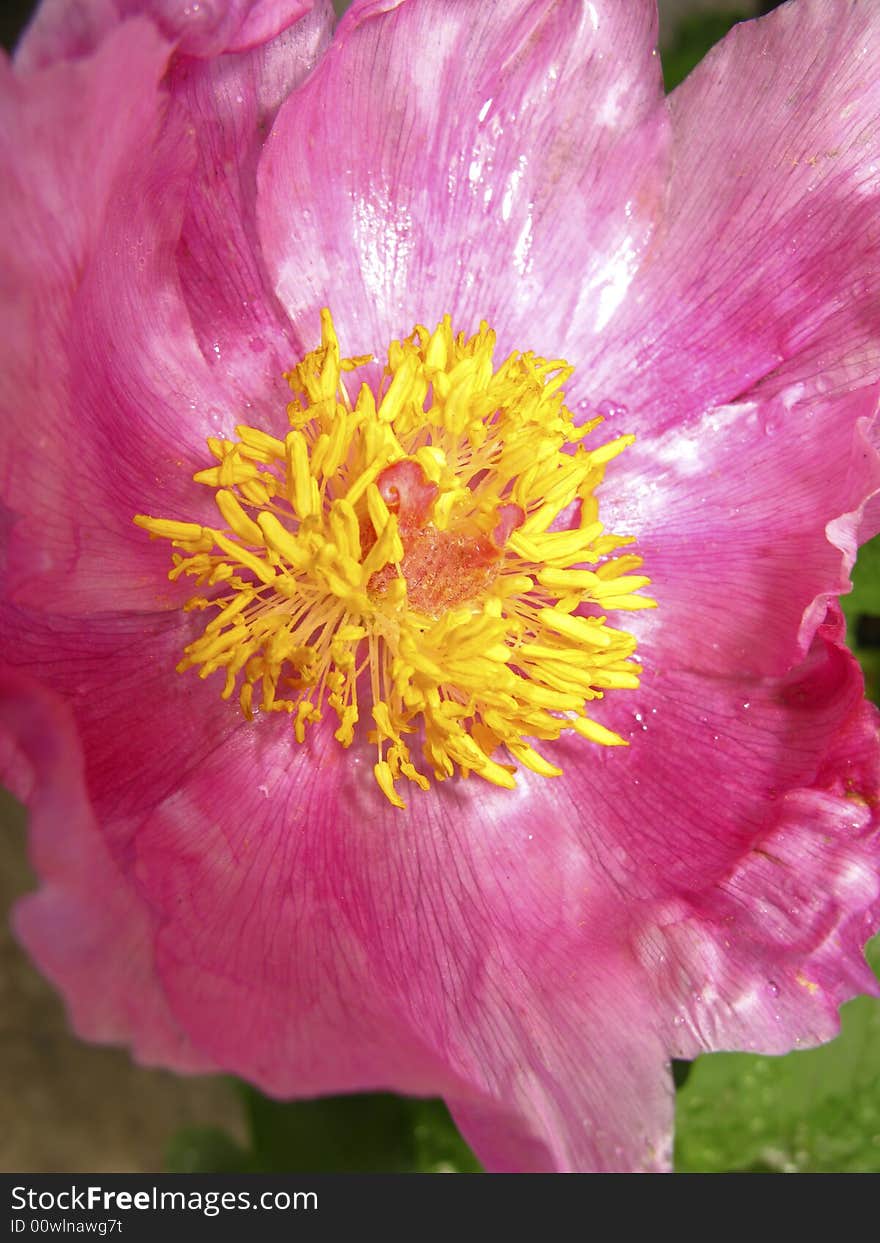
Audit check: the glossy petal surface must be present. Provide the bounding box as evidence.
[3,0,880,1173]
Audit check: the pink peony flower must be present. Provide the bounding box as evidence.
[3,0,880,1172]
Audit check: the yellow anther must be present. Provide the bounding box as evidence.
[334,704,358,746]
[374,761,406,809]
[537,608,615,648]
[592,593,657,611]
[204,592,252,634]
[506,741,563,779]
[344,461,383,507]
[365,483,392,539]
[361,515,404,578]
[589,433,636,466]
[320,412,351,479]
[257,512,308,569]
[285,429,316,519]
[377,352,420,423]
[572,717,629,747]
[593,670,642,690]
[590,575,652,596]
[212,531,276,585]
[134,516,207,545]
[235,425,286,458]
[509,528,597,564]
[214,489,263,545]
[329,499,361,561]
[425,321,449,370]
[294,700,320,743]
[536,568,600,591]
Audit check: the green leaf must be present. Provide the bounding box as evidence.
[843,533,880,628]
[165,1087,482,1174]
[661,12,752,92]
[671,1059,693,1090]
[675,938,880,1172]
[166,1125,252,1174]
[843,533,880,705]
[411,1099,483,1173]
[240,1087,419,1172]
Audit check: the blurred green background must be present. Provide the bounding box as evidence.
[4,0,879,1175]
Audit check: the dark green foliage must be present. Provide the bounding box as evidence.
[166,1088,482,1174]
[662,11,753,91]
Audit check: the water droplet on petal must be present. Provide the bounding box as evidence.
[596,398,628,419]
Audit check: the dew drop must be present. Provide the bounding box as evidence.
[596,398,628,419]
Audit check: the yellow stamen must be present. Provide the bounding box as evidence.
[136,311,654,808]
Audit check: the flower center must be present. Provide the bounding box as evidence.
[136,311,654,808]
[364,459,503,615]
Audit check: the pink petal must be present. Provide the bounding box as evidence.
[600,383,880,678]
[10,580,875,1170]
[0,22,212,614]
[124,713,672,1170]
[632,609,880,1058]
[578,0,880,434]
[4,600,675,1169]
[257,0,668,360]
[168,0,334,404]
[0,602,243,825]
[2,9,329,616]
[1,665,214,1071]
[4,0,880,1177]
[7,482,879,1173]
[16,0,316,67]
[544,610,880,905]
